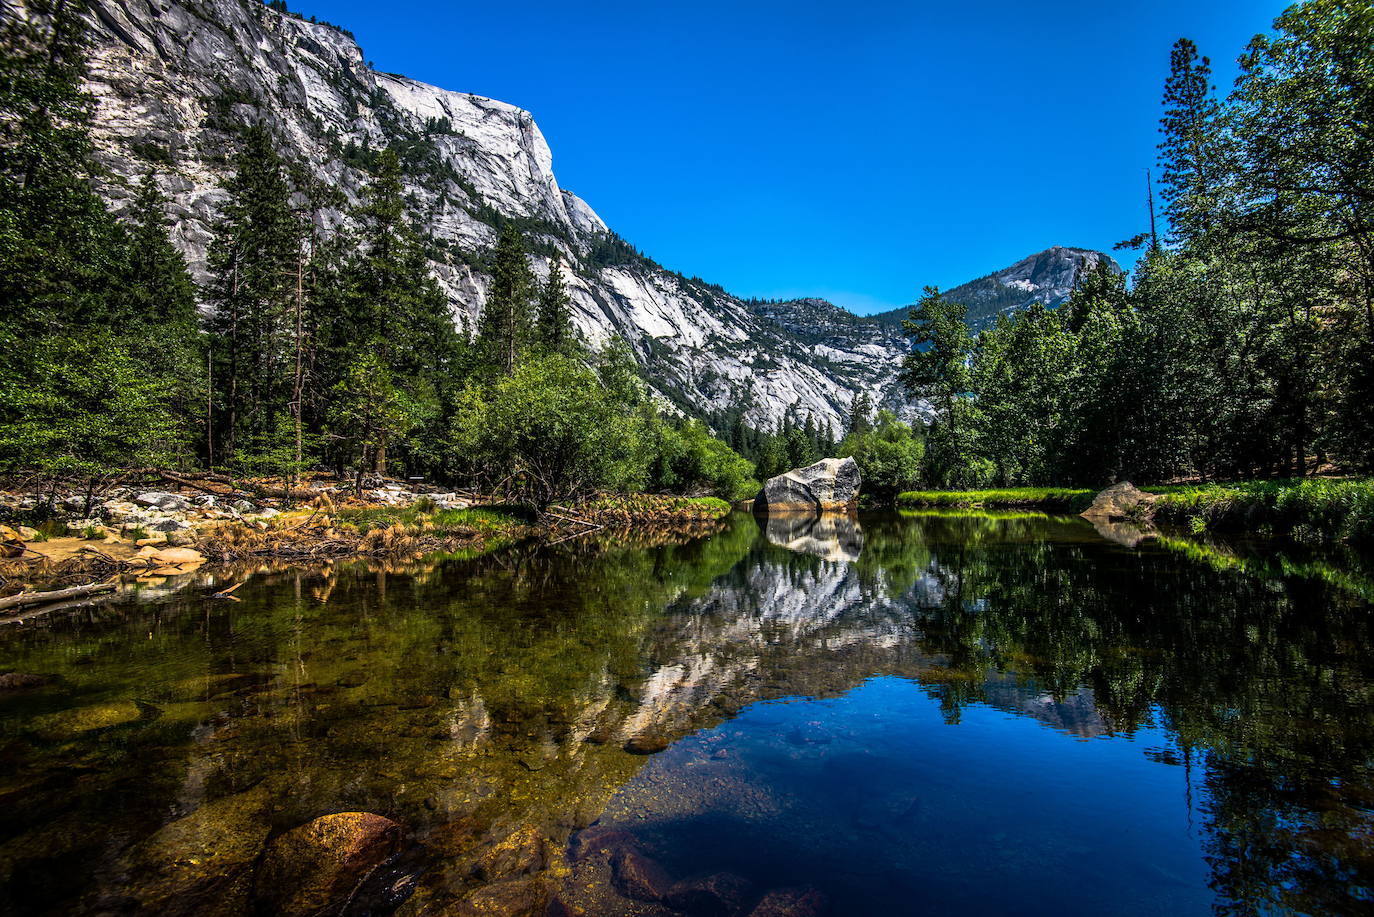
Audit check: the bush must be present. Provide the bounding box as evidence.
[837,410,924,502]
[451,354,652,506]
[648,418,758,502]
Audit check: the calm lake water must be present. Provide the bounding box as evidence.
[2,512,1373,915]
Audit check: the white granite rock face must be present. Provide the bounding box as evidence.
[15,0,918,430]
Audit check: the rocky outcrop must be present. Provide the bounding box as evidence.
[1080,482,1157,522]
[6,0,923,429]
[754,458,861,514]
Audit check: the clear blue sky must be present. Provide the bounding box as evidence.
[289,0,1290,314]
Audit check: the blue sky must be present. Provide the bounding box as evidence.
[289,0,1291,314]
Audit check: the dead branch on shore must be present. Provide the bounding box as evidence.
[0,582,116,612]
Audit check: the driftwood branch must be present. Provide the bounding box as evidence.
[0,582,117,612]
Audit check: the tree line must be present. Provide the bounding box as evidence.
[902,0,1374,489]
[0,0,757,505]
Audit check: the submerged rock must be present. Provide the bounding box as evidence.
[125,784,274,915]
[0,672,53,691]
[754,458,861,514]
[474,824,546,880]
[611,848,673,902]
[1080,482,1157,522]
[568,826,638,864]
[453,876,549,915]
[666,872,754,916]
[747,886,830,917]
[623,733,671,755]
[254,811,404,917]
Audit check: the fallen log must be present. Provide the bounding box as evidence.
[0,582,117,612]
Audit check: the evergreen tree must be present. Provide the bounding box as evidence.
[901,287,976,485]
[204,125,305,467]
[0,0,195,473]
[321,148,458,476]
[476,223,534,374]
[846,391,873,438]
[535,257,575,354]
[1158,38,1223,244]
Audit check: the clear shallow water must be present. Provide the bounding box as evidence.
[1,512,1372,915]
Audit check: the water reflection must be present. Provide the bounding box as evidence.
[762,512,864,562]
[0,513,1370,915]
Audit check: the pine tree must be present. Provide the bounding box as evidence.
[322,148,457,476]
[902,287,974,485]
[1158,38,1222,245]
[536,257,575,354]
[204,125,304,466]
[846,391,873,438]
[476,223,534,374]
[121,171,203,462]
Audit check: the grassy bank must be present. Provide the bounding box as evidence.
[896,487,1094,511]
[1150,478,1374,544]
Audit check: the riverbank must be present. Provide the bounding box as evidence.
[897,487,1094,511]
[897,479,1374,546]
[0,478,732,603]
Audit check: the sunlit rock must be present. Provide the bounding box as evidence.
[254,812,404,916]
[755,458,861,514]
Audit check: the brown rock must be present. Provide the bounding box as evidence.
[454,877,549,916]
[666,872,754,916]
[254,811,404,916]
[474,825,546,880]
[568,826,638,864]
[1079,482,1157,522]
[0,525,24,558]
[611,848,673,902]
[0,672,52,691]
[624,733,672,755]
[135,545,206,567]
[747,887,829,917]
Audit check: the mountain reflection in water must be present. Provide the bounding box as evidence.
[1,512,1372,915]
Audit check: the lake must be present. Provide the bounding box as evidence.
[2,511,1372,915]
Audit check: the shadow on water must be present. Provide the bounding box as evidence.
[1,511,1372,914]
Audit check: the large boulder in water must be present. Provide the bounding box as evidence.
[254,812,403,916]
[754,457,861,514]
[1080,482,1157,522]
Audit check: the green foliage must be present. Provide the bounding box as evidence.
[901,3,1374,490]
[1152,478,1374,544]
[451,352,652,506]
[475,223,535,375]
[647,418,758,502]
[0,1,201,474]
[534,258,575,355]
[837,410,924,502]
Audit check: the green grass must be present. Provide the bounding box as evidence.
[896,487,1094,510]
[898,507,1052,521]
[334,505,526,537]
[1150,478,1374,544]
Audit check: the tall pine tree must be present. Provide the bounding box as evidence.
[204,125,304,467]
[476,223,534,374]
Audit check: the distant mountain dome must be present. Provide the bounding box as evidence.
[870,246,1124,331]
